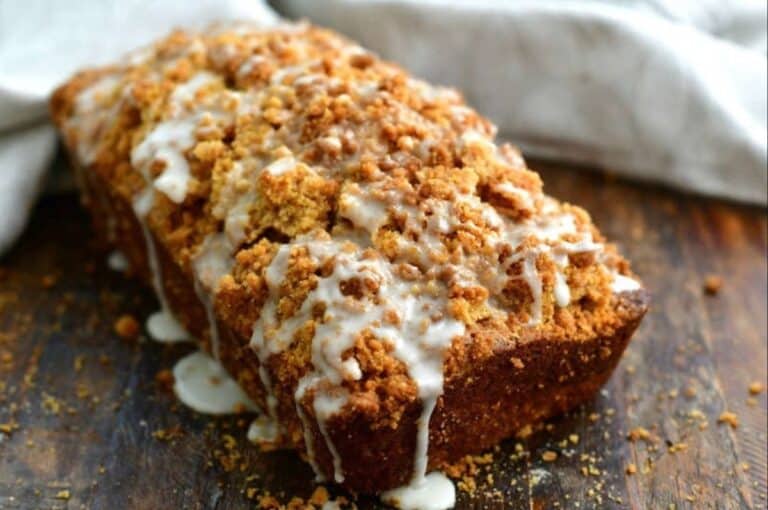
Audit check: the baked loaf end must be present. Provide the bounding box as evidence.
[51,22,648,493]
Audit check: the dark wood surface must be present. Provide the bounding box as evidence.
[0,159,765,510]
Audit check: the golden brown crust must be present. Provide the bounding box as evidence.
[50,22,648,493]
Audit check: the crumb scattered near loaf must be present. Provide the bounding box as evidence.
[308,486,330,506]
[442,451,496,495]
[152,425,185,442]
[717,411,739,429]
[114,314,140,340]
[703,274,723,295]
[41,392,62,415]
[155,368,175,392]
[256,490,352,509]
[748,381,764,395]
[73,354,86,372]
[41,274,58,289]
[627,426,653,442]
[0,421,19,436]
[667,442,688,454]
[541,450,558,462]
[54,489,71,500]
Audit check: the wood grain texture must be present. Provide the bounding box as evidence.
[0,157,765,510]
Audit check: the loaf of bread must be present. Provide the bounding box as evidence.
[50,22,648,497]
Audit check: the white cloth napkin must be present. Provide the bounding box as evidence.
[0,0,765,255]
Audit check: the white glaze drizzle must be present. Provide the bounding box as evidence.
[264,156,297,176]
[131,187,188,342]
[611,273,641,293]
[247,415,280,444]
[192,233,235,360]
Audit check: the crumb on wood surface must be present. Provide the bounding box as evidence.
[748,381,764,395]
[541,450,558,462]
[703,274,723,295]
[155,369,175,392]
[41,274,58,289]
[114,314,140,340]
[717,411,739,429]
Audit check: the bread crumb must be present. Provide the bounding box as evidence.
[541,450,558,462]
[73,354,86,372]
[152,425,184,441]
[717,411,739,429]
[41,274,58,289]
[668,442,688,453]
[114,314,140,340]
[703,275,722,295]
[257,495,280,509]
[443,451,494,495]
[41,392,62,415]
[627,426,652,442]
[0,421,19,435]
[516,424,533,439]
[309,486,329,505]
[748,381,764,395]
[625,463,637,475]
[155,369,174,392]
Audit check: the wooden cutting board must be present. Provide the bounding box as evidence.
[0,157,765,510]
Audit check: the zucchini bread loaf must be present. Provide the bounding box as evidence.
[50,22,648,496]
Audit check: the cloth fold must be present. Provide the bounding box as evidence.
[0,0,765,255]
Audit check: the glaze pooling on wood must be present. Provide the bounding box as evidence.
[381,472,456,510]
[173,350,258,415]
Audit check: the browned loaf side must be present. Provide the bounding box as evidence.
[51,23,649,493]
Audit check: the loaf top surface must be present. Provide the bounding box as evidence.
[51,22,643,434]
